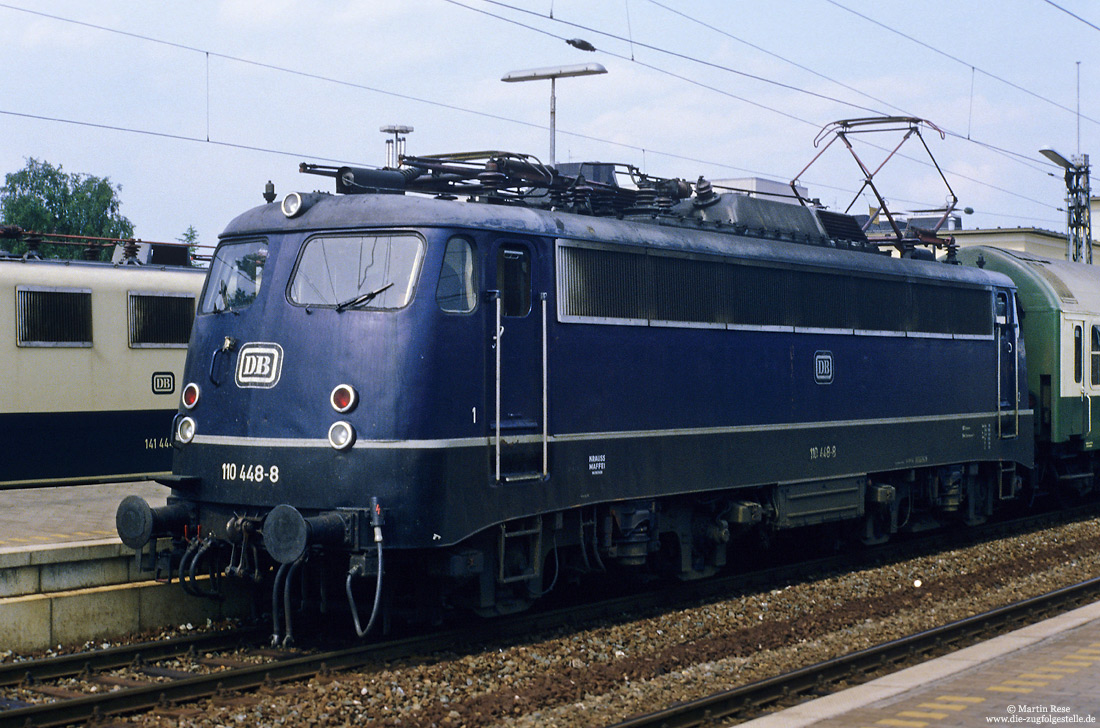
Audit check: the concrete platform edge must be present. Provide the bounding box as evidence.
[0,578,253,653]
[740,600,1100,727]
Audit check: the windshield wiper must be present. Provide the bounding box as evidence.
[335,282,394,312]
[211,281,239,315]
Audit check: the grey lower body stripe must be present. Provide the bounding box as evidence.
[191,410,1031,450]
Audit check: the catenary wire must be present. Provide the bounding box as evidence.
[823,0,1100,127]
[465,0,890,116]
[0,2,791,170]
[0,1,1061,217]
[444,0,1057,208]
[640,0,1051,174]
[1042,0,1100,33]
[0,108,365,166]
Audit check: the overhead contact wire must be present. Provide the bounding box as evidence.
[823,0,1100,127]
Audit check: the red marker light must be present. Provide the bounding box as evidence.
[181,382,200,410]
[330,384,358,413]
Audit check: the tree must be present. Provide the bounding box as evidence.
[178,225,200,265]
[0,158,134,259]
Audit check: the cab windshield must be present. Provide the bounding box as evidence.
[200,240,268,314]
[289,233,424,310]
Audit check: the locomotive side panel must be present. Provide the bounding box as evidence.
[118,186,1042,630]
[169,211,1033,546]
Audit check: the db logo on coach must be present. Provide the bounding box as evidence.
[814,351,834,385]
[235,343,284,388]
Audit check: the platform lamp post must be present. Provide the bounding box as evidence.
[501,63,607,167]
[1040,146,1092,264]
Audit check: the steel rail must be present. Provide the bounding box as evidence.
[0,626,268,688]
[0,627,456,728]
[2,502,1096,727]
[608,575,1100,728]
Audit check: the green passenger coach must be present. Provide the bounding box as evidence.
[959,246,1100,487]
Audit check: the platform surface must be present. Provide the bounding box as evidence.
[744,600,1100,727]
[0,481,168,548]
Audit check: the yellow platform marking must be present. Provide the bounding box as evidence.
[938,696,985,703]
[898,710,948,719]
[1051,660,1092,666]
[1074,648,1100,655]
[8,538,30,543]
[875,719,928,727]
[988,685,1032,693]
[1036,666,1078,674]
[918,702,968,711]
[1003,679,1049,687]
[1019,672,1064,680]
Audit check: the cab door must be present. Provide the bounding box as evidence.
[486,238,546,482]
[995,289,1019,439]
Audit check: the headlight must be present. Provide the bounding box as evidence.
[328,421,356,450]
[281,191,305,218]
[176,416,196,444]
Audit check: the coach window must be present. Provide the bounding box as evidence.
[437,236,476,313]
[1075,325,1083,385]
[1092,326,1100,387]
[498,244,531,317]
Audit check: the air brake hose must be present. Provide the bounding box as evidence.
[271,562,290,646]
[282,557,305,647]
[347,524,384,638]
[178,539,202,597]
[187,537,223,600]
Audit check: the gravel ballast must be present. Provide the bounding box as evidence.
[100,516,1100,727]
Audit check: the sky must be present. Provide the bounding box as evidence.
[1,0,1098,253]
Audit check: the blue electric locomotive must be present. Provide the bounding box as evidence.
[117,149,1032,637]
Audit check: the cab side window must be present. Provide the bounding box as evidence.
[498,244,531,317]
[995,292,1008,324]
[437,237,476,313]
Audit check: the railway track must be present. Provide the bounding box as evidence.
[607,576,1100,728]
[0,503,1094,727]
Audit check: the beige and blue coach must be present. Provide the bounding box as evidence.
[0,254,206,488]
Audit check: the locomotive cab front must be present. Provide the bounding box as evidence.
[118,193,525,635]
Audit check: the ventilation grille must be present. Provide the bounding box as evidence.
[129,293,195,347]
[17,288,93,347]
[557,244,990,336]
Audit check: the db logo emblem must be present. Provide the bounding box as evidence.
[235,343,284,388]
[814,351,834,385]
[151,371,175,395]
